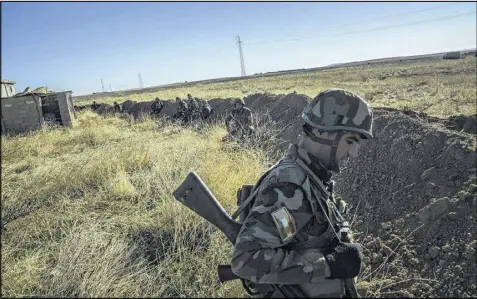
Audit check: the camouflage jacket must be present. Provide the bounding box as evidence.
[201,103,212,117]
[151,101,163,113]
[113,104,122,113]
[231,144,347,297]
[188,99,199,112]
[225,107,252,130]
[177,102,189,114]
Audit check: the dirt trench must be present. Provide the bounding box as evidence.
[77,93,476,297]
[248,93,476,297]
[75,94,476,135]
[333,111,476,297]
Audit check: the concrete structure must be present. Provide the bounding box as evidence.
[1,80,16,98]
[1,91,76,135]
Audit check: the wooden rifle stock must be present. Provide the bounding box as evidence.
[172,171,242,244]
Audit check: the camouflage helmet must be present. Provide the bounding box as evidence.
[302,89,373,139]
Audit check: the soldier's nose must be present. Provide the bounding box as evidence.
[349,147,359,158]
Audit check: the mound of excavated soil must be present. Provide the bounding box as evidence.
[375,107,477,135]
[208,97,239,119]
[243,93,311,149]
[245,92,311,124]
[121,99,138,113]
[76,93,476,136]
[447,114,477,134]
[72,92,476,296]
[95,103,114,114]
[127,100,154,119]
[334,110,476,298]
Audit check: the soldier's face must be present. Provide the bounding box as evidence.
[335,132,361,166]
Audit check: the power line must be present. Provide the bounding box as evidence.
[292,2,462,34]
[244,2,464,44]
[245,11,476,45]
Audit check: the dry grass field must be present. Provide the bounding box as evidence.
[2,56,476,297]
[75,56,477,118]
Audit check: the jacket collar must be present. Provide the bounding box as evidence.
[287,144,333,183]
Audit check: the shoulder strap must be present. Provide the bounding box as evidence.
[294,158,330,197]
[231,162,279,220]
[231,158,303,220]
[231,185,261,220]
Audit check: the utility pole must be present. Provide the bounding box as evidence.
[138,74,144,89]
[236,36,247,77]
[109,84,112,92]
[101,79,105,92]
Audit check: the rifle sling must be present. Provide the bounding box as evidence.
[228,157,346,297]
[231,186,261,220]
[232,158,304,221]
[231,160,282,220]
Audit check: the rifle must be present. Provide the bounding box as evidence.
[172,171,360,298]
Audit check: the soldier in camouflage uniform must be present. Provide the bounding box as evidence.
[113,101,122,113]
[151,97,164,116]
[187,94,200,122]
[174,97,190,124]
[200,100,213,121]
[91,101,99,110]
[187,93,195,103]
[230,89,373,298]
[224,98,254,141]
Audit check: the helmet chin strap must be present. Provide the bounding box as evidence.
[328,131,344,173]
[303,126,344,172]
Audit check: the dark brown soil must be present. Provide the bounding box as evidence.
[334,111,476,298]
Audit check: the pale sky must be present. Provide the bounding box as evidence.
[2,2,476,95]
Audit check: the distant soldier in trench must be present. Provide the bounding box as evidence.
[187,94,200,122]
[113,101,122,113]
[200,100,213,122]
[224,98,254,142]
[151,97,164,116]
[173,98,190,124]
[91,101,99,110]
